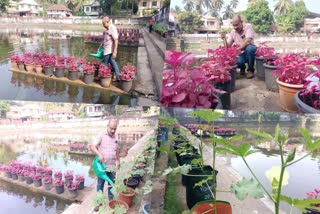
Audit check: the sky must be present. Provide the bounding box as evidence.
[170,0,320,14]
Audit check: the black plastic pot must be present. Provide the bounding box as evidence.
[68,188,77,197]
[11,173,18,180]
[33,178,42,187]
[256,57,265,80]
[44,66,54,76]
[44,182,52,191]
[26,177,33,184]
[68,71,78,80]
[5,171,12,178]
[77,181,84,190]
[263,63,279,92]
[215,81,231,110]
[295,90,320,114]
[55,185,64,194]
[18,174,25,182]
[83,73,94,84]
[124,177,139,189]
[55,68,65,78]
[230,66,237,92]
[184,166,218,209]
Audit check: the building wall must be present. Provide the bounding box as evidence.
[138,0,163,17]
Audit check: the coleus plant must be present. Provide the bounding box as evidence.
[53,179,64,186]
[120,64,136,81]
[273,53,313,85]
[306,188,320,207]
[255,42,279,61]
[67,181,79,190]
[43,176,53,183]
[83,63,95,74]
[161,50,224,108]
[68,62,78,72]
[75,175,85,182]
[99,64,112,77]
[64,170,74,180]
[54,171,62,177]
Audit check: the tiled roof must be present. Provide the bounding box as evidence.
[47,5,71,11]
[18,0,38,6]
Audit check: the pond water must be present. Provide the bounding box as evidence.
[0,136,96,214]
[0,27,138,104]
[205,123,320,214]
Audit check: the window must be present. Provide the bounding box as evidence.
[152,1,157,6]
[85,7,90,12]
[142,2,147,7]
[88,107,93,112]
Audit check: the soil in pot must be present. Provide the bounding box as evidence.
[118,187,135,207]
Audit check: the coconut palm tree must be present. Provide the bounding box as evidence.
[223,4,234,19]
[183,0,194,11]
[248,0,260,8]
[274,0,293,16]
[73,0,91,12]
[229,0,238,9]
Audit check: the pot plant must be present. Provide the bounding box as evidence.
[120,64,136,92]
[274,53,313,112]
[33,53,45,74]
[99,64,112,88]
[43,176,53,191]
[68,62,79,81]
[67,181,79,197]
[8,53,19,69]
[255,42,278,81]
[75,175,85,190]
[33,174,42,187]
[55,62,65,78]
[161,50,223,109]
[23,54,34,73]
[64,170,74,186]
[54,170,62,179]
[83,63,95,84]
[43,54,56,76]
[54,179,65,194]
[305,189,320,214]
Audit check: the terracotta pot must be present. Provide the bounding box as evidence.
[190,200,232,214]
[276,78,305,113]
[118,187,135,207]
[25,64,34,72]
[35,65,43,74]
[108,199,129,213]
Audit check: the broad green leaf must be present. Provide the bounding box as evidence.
[229,135,244,142]
[285,148,296,164]
[189,109,223,123]
[280,195,320,212]
[215,147,237,155]
[246,129,274,141]
[194,176,214,188]
[300,128,320,151]
[265,166,289,186]
[191,158,203,165]
[237,143,259,158]
[230,178,264,200]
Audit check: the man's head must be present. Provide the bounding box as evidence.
[107,118,118,137]
[231,15,243,33]
[102,16,110,29]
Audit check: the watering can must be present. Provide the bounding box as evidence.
[89,47,104,59]
[92,156,114,185]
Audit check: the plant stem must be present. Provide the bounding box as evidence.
[275,145,285,214]
[242,157,275,203]
[286,153,310,167]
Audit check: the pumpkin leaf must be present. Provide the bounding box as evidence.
[230,177,264,200]
[280,195,320,212]
[189,109,223,123]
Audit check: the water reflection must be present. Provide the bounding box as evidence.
[0,27,138,104]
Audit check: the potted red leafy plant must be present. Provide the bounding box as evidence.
[32,174,42,187]
[120,64,136,92]
[161,50,223,109]
[43,176,53,190]
[54,170,62,179]
[54,179,64,194]
[75,175,85,190]
[16,55,25,71]
[295,60,320,114]
[256,42,279,80]
[55,62,65,78]
[68,62,79,80]
[67,181,79,197]
[82,63,95,84]
[99,64,112,88]
[33,53,45,74]
[305,189,320,214]
[23,53,34,72]
[274,53,313,112]
[8,53,19,69]
[64,170,74,186]
[43,53,56,76]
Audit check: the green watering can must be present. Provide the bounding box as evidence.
[89,47,104,59]
[92,156,114,186]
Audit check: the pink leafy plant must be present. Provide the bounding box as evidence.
[99,64,112,77]
[83,64,95,74]
[120,64,136,81]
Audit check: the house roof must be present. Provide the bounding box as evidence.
[18,0,39,6]
[306,11,320,19]
[47,5,71,12]
[84,0,100,7]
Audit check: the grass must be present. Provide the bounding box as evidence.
[163,147,185,214]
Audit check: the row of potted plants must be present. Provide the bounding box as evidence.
[69,143,89,152]
[255,42,320,113]
[185,124,237,137]
[8,52,137,90]
[159,110,320,214]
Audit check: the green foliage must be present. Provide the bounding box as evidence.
[189,110,223,123]
[163,0,171,8]
[230,178,264,200]
[0,101,10,118]
[153,24,168,34]
[276,0,307,33]
[178,11,202,33]
[280,195,320,212]
[100,0,118,15]
[243,0,274,34]
[92,190,108,208]
[0,0,10,12]
[142,180,153,195]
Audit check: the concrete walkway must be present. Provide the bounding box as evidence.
[142,28,166,99]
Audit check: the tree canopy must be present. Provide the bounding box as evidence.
[0,0,10,12]
[243,0,274,34]
[178,11,202,33]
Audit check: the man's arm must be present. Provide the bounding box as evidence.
[221,32,233,48]
[89,135,104,162]
[238,38,252,51]
[112,39,118,59]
